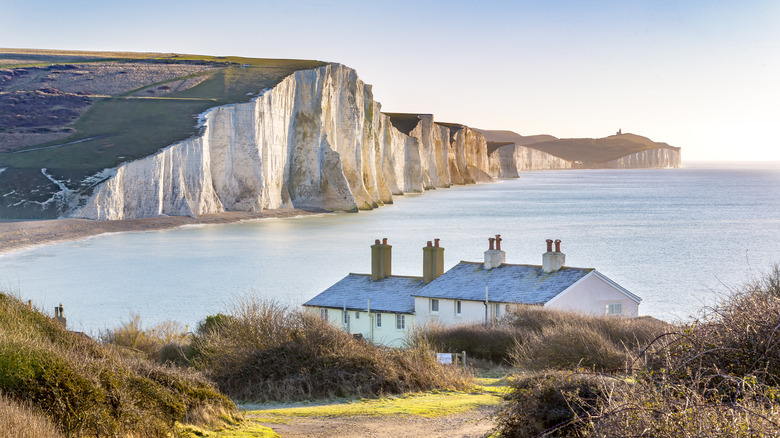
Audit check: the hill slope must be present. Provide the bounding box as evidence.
[0,292,237,435]
[0,49,324,218]
[479,129,679,163]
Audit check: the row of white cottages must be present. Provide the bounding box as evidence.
[304,236,641,347]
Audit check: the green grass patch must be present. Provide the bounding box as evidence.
[177,422,281,438]
[249,388,501,419]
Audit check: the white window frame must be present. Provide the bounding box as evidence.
[493,302,501,318]
[606,303,623,315]
[320,308,328,320]
[396,314,405,330]
[455,300,462,316]
[355,311,360,319]
[430,298,439,314]
[376,313,382,327]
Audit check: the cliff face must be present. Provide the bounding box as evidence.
[72,64,681,221]
[73,65,492,220]
[603,147,681,169]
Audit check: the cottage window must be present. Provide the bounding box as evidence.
[376,313,382,327]
[320,308,328,320]
[606,303,623,315]
[456,300,462,316]
[431,299,439,313]
[396,314,405,330]
[355,311,360,319]
[493,302,501,318]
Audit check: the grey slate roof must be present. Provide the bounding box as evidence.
[413,261,594,304]
[303,274,423,314]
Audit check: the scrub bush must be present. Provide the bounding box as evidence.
[0,293,238,436]
[493,266,780,437]
[189,297,470,402]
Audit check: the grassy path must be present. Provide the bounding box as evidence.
[179,378,507,438]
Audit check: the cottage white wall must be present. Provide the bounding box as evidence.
[414,297,503,326]
[305,306,411,348]
[544,274,639,317]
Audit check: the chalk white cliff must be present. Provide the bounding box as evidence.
[73,64,494,220]
[72,63,681,220]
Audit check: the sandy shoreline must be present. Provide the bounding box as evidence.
[0,209,331,256]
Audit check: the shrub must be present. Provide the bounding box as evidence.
[100,313,189,364]
[189,297,470,402]
[493,266,780,437]
[511,323,628,372]
[411,322,519,364]
[494,371,604,437]
[0,293,238,436]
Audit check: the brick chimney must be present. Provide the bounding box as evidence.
[423,238,445,284]
[483,234,506,270]
[542,239,566,273]
[54,303,66,328]
[371,238,392,280]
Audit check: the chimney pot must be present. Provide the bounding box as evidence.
[488,237,495,251]
[555,239,561,252]
[427,241,432,247]
[382,238,388,245]
[434,238,440,247]
[495,234,502,251]
[375,239,381,245]
[546,239,553,252]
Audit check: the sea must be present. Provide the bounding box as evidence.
[1,162,779,335]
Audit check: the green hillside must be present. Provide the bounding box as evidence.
[0,49,324,218]
[0,293,238,435]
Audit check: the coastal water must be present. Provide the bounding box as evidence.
[1,162,780,334]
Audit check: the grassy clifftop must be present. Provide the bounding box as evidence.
[0,49,324,218]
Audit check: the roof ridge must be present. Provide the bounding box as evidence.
[459,261,594,271]
[347,273,423,280]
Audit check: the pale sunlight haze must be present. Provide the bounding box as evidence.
[3,0,778,162]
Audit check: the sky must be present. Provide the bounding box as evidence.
[3,0,779,162]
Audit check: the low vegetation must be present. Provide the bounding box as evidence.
[0,392,62,438]
[0,292,238,436]
[494,266,780,437]
[413,305,669,371]
[188,298,470,402]
[100,297,471,403]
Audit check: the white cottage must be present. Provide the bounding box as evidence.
[304,236,641,346]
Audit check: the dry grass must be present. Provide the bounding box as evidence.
[189,297,471,402]
[0,392,62,438]
[508,306,669,372]
[410,322,520,364]
[100,313,189,364]
[413,306,669,371]
[493,266,780,437]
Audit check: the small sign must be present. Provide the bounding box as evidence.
[436,353,452,365]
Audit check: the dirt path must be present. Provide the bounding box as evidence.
[252,406,495,438]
